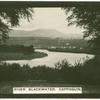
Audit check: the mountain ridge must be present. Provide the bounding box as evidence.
[9,29,83,39]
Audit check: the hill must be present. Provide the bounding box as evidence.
[9,29,83,39]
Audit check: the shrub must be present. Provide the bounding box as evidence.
[0,56,100,85]
[80,57,100,84]
[55,59,82,83]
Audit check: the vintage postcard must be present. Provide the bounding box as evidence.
[0,1,100,97]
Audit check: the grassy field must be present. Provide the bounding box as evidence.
[0,80,100,94]
[0,51,47,61]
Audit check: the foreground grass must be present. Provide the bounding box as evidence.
[0,51,47,60]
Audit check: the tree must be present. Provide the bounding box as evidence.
[63,6,100,53]
[0,7,33,42]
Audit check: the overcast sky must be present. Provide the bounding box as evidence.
[13,8,84,35]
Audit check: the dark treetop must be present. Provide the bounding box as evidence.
[0,7,33,41]
[63,6,100,52]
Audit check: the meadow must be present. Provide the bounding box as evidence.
[0,45,47,60]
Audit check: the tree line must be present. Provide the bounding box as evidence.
[0,57,100,85]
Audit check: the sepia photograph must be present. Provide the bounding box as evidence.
[0,1,100,96]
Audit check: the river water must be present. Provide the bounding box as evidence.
[6,49,94,68]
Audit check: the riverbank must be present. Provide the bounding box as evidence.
[48,48,96,55]
[0,51,47,61]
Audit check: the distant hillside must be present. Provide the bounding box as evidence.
[9,29,83,39]
[7,37,87,49]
